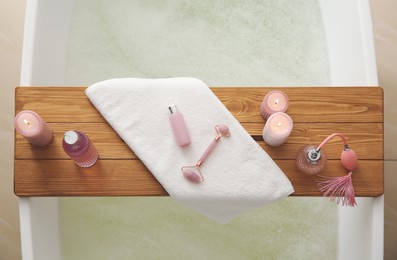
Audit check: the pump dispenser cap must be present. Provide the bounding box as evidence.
[168,98,178,114]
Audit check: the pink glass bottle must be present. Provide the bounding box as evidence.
[168,99,191,147]
[62,130,98,167]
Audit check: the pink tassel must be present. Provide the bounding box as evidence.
[317,171,357,207]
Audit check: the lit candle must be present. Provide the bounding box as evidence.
[260,90,289,120]
[14,110,53,147]
[262,112,293,147]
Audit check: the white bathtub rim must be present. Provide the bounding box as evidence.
[18,0,383,259]
[319,0,383,259]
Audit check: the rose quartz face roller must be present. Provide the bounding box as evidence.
[296,133,358,206]
[181,124,230,183]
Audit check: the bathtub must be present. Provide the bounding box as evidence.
[19,0,383,259]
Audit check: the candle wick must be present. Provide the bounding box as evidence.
[275,99,279,105]
[277,122,282,127]
[23,119,30,126]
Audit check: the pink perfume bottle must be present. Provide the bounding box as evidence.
[168,99,191,147]
[62,130,99,167]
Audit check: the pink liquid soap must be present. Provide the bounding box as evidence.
[62,130,98,167]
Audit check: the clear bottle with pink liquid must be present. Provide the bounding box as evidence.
[62,130,98,167]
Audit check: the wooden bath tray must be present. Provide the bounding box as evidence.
[14,87,384,197]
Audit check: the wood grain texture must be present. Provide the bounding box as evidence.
[14,87,384,197]
[15,122,383,160]
[14,160,383,197]
[15,87,383,123]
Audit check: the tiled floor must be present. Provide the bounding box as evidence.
[0,0,396,259]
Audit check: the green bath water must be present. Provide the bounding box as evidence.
[60,197,336,259]
[62,1,335,259]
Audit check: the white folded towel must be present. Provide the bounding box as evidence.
[86,77,294,223]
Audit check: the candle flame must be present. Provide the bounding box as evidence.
[277,122,282,127]
[275,99,279,105]
[23,119,30,126]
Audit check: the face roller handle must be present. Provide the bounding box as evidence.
[197,124,230,166]
[197,137,220,166]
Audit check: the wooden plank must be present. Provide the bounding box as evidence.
[14,86,384,197]
[213,87,383,123]
[14,159,383,197]
[15,87,383,123]
[14,159,167,196]
[15,122,383,160]
[15,87,102,122]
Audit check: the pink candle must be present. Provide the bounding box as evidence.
[14,110,53,147]
[260,90,289,120]
[262,112,293,147]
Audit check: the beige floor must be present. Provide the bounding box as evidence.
[0,0,395,259]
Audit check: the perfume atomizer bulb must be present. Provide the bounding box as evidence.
[341,147,358,171]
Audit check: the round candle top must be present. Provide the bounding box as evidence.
[260,90,289,120]
[266,112,293,136]
[265,91,288,111]
[14,110,44,137]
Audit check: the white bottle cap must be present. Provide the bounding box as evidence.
[64,130,78,145]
